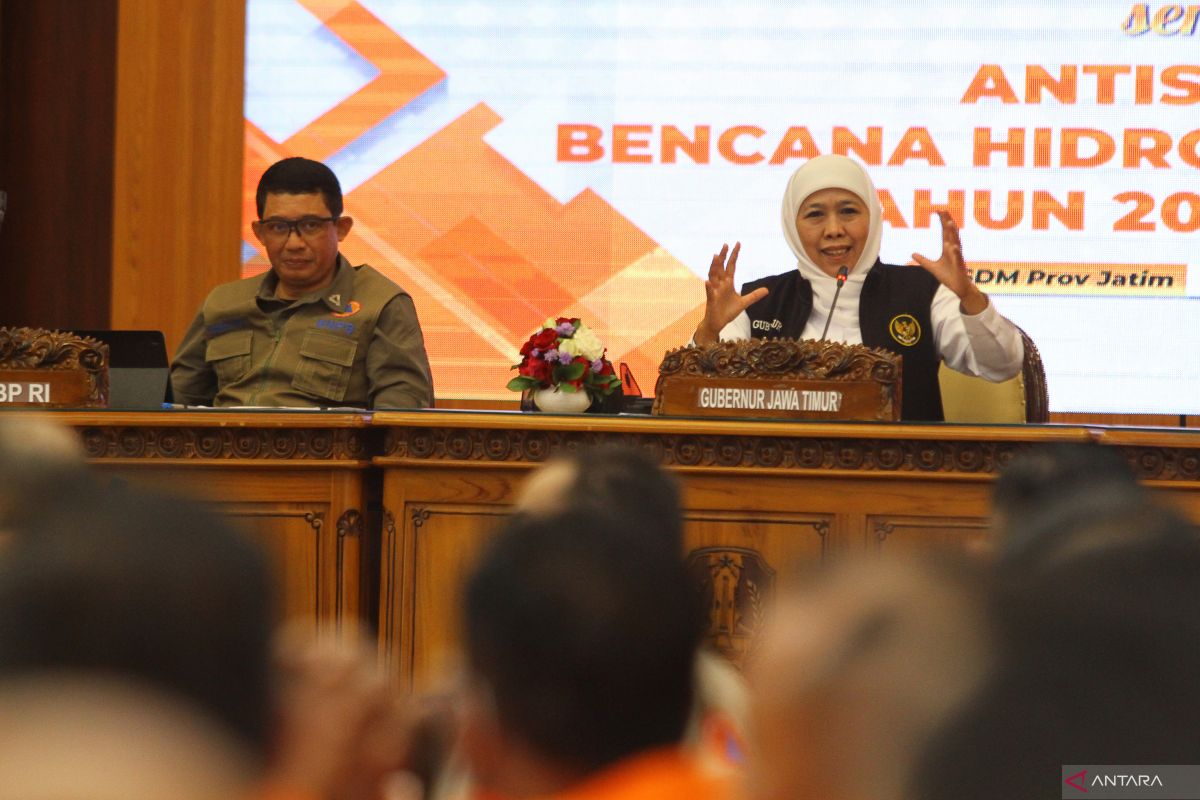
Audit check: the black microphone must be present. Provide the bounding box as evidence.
[819,266,850,341]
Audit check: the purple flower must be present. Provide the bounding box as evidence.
[556,321,576,337]
[543,349,560,362]
[530,348,540,358]
[591,358,604,373]
[558,350,573,365]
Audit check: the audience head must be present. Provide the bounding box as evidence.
[913,531,1200,800]
[0,480,275,757]
[746,554,994,800]
[0,417,87,533]
[514,445,684,552]
[990,442,1189,569]
[461,510,702,796]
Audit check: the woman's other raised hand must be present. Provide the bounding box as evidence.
[911,211,988,315]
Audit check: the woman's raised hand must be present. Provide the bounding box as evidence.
[911,211,988,315]
[694,242,769,346]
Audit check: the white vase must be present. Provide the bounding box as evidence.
[532,386,592,414]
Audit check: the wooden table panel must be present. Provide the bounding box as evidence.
[369,411,1116,685]
[11,409,1200,687]
[19,411,375,635]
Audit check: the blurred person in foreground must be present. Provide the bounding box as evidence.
[912,529,1200,800]
[0,480,275,766]
[746,555,994,800]
[458,510,731,799]
[0,675,255,800]
[514,446,748,772]
[0,416,87,534]
[989,442,1194,570]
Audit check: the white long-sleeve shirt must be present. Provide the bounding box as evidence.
[709,262,1024,381]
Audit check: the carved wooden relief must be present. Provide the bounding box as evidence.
[1119,447,1200,482]
[335,509,363,621]
[658,339,901,383]
[384,426,1029,477]
[0,327,109,407]
[336,509,363,539]
[78,426,371,460]
[653,339,901,421]
[381,509,399,653]
[687,546,776,669]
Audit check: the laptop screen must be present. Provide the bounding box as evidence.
[66,330,169,409]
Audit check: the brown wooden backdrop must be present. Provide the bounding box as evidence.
[0,0,244,357]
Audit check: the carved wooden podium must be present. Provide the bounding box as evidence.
[0,327,109,407]
[653,339,901,421]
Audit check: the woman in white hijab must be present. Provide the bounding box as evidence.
[692,154,1023,421]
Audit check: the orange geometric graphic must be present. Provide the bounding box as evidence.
[243,2,704,399]
[286,0,445,162]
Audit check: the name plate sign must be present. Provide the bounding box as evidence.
[653,339,900,422]
[0,328,109,408]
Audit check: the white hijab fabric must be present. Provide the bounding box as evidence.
[780,154,883,276]
[778,155,884,343]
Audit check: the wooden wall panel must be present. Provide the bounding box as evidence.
[110,0,245,355]
[867,514,991,553]
[230,504,325,628]
[0,0,118,329]
[407,505,507,689]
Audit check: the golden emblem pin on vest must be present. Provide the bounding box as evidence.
[889,313,921,346]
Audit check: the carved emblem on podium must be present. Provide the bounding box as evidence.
[0,327,109,407]
[687,546,776,668]
[653,339,901,421]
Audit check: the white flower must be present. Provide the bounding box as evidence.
[569,324,605,361]
[559,337,579,357]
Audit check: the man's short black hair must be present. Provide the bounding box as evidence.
[255,156,344,218]
[552,446,684,552]
[464,511,701,773]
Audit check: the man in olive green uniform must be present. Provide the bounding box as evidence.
[171,158,433,409]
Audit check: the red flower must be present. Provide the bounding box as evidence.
[518,357,552,385]
[596,359,615,376]
[520,328,559,356]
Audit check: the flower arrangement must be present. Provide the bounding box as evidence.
[507,317,620,400]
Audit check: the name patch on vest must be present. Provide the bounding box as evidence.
[888,314,922,347]
[751,319,783,333]
[317,319,356,336]
[206,318,249,336]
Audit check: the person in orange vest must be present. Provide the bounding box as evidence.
[458,510,736,800]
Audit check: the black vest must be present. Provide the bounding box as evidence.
[741,262,944,421]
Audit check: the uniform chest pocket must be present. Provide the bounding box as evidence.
[205,329,253,385]
[292,330,358,402]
